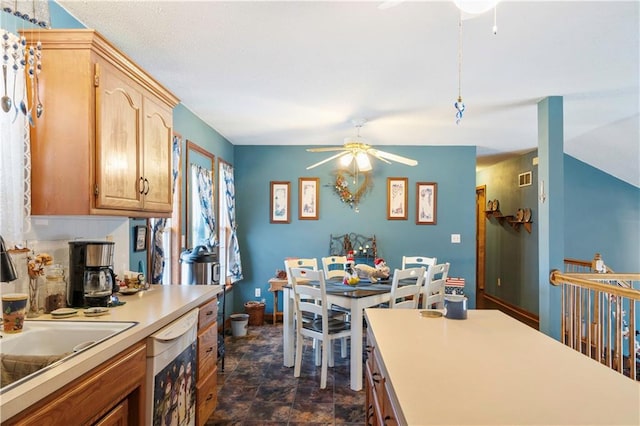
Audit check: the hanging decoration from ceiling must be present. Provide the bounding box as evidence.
[454,10,465,125]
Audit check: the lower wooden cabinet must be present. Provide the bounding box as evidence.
[94,399,129,426]
[6,342,146,425]
[365,328,401,426]
[196,367,218,424]
[196,296,219,425]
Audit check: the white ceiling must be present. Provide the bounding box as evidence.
[56,0,639,187]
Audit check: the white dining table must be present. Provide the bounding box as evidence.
[282,281,392,391]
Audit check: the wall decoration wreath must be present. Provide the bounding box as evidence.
[330,169,373,210]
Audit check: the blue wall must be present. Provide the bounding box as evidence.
[234,145,478,314]
[564,155,640,272]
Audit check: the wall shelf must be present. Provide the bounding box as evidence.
[485,210,532,233]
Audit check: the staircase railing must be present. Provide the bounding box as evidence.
[550,269,640,381]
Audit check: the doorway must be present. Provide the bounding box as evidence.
[476,185,486,294]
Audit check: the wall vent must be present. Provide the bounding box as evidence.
[518,171,532,187]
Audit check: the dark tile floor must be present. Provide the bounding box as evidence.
[208,293,534,425]
[208,323,365,425]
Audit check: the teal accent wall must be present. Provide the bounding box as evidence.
[234,145,477,315]
[49,1,84,28]
[564,155,640,272]
[476,150,540,314]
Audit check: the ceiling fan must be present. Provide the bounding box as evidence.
[306,119,418,172]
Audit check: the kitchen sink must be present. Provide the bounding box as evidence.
[0,320,137,391]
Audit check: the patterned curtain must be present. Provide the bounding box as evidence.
[150,135,181,284]
[222,162,243,282]
[193,164,217,248]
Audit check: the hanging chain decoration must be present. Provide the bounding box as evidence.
[454,10,465,125]
[1,0,51,28]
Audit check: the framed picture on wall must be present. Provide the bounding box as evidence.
[134,225,147,252]
[298,177,319,220]
[387,177,408,220]
[270,181,291,224]
[416,182,437,225]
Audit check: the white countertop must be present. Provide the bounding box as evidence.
[365,309,640,426]
[0,284,223,422]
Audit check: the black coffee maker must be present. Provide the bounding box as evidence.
[68,241,117,307]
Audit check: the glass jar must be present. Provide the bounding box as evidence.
[45,264,67,313]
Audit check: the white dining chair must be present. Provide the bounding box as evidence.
[284,258,318,280]
[321,256,347,281]
[289,267,351,389]
[422,262,450,309]
[284,257,347,361]
[388,267,426,309]
[321,255,351,336]
[401,255,437,270]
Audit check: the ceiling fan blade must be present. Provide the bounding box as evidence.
[307,146,348,153]
[368,149,418,166]
[368,152,392,164]
[306,152,350,170]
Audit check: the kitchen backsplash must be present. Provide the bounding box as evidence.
[2,216,130,295]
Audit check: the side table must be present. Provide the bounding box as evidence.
[267,278,288,325]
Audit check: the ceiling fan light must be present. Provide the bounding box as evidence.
[356,152,372,172]
[341,153,354,167]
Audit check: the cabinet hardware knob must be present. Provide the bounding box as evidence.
[143,178,150,195]
[206,347,213,353]
[372,372,381,383]
[139,177,145,194]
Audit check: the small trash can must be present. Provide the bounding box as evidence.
[230,313,249,337]
[244,301,265,326]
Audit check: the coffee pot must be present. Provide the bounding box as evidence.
[83,267,117,307]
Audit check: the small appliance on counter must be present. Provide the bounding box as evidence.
[180,245,220,285]
[68,241,117,308]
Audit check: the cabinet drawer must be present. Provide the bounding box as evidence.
[196,368,218,426]
[197,323,218,382]
[198,298,218,330]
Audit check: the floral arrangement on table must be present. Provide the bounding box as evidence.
[27,251,53,317]
[330,170,373,209]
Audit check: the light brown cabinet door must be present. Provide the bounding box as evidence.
[94,399,129,426]
[95,61,144,211]
[141,95,173,213]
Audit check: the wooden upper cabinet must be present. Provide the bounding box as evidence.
[141,95,173,213]
[21,29,179,218]
[96,61,144,211]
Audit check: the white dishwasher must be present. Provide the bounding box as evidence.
[147,308,199,426]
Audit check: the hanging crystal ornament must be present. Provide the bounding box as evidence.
[454,11,465,125]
